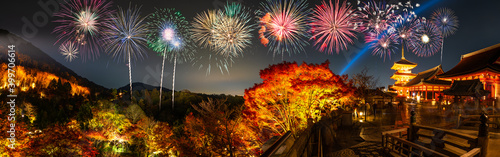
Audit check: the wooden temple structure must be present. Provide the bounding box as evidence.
[438,43,500,100]
[390,49,417,98]
[390,43,500,103]
[405,65,451,101]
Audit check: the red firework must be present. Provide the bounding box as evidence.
[309,0,360,54]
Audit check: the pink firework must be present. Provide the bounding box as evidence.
[366,31,398,61]
[53,0,114,61]
[258,0,310,58]
[310,0,360,54]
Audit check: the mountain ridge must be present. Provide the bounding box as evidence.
[118,82,171,92]
[0,29,107,92]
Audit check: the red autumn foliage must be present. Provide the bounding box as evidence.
[0,109,31,156]
[27,122,98,156]
[242,60,355,145]
[178,99,260,156]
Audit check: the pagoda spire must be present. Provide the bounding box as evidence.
[402,46,405,59]
[390,45,417,97]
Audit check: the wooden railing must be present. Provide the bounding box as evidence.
[382,111,490,157]
[458,114,500,129]
[411,124,479,156]
[261,131,292,157]
[383,133,449,157]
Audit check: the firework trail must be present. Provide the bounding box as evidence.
[410,20,442,57]
[53,0,114,61]
[147,8,195,64]
[309,0,360,54]
[147,8,196,109]
[431,8,458,64]
[103,5,148,101]
[258,0,310,59]
[192,51,234,75]
[59,41,79,62]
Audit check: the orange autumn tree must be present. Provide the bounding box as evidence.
[243,61,355,139]
[145,121,174,155]
[28,121,97,156]
[179,98,259,156]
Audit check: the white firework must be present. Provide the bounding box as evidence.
[59,41,79,62]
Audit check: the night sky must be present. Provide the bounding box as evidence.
[1,0,500,96]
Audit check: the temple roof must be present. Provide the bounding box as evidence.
[438,43,500,78]
[406,65,451,87]
[442,79,490,97]
[392,72,417,77]
[395,58,417,65]
[391,58,417,70]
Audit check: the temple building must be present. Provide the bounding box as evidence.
[404,65,451,101]
[438,43,500,100]
[390,49,417,97]
[389,43,500,105]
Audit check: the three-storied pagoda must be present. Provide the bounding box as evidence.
[390,49,417,97]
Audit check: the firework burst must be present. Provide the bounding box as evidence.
[431,8,458,64]
[258,0,310,59]
[191,3,253,75]
[59,41,79,62]
[103,5,148,100]
[146,8,195,63]
[191,10,231,75]
[431,8,459,38]
[212,3,254,58]
[53,0,114,60]
[191,9,219,49]
[357,0,397,36]
[366,31,398,61]
[410,20,442,57]
[392,12,419,49]
[309,0,360,54]
[146,8,196,109]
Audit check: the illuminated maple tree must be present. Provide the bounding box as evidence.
[88,102,132,139]
[242,61,355,142]
[0,63,90,96]
[145,121,175,155]
[28,121,97,156]
[178,98,258,156]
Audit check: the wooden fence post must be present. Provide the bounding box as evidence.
[478,113,489,157]
[409,110,416,142]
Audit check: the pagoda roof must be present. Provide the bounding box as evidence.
[392,72,417,77]
[406,65,451,87]
[395,58,417,66]
[438,43,500,78]
[442,79,490,97]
